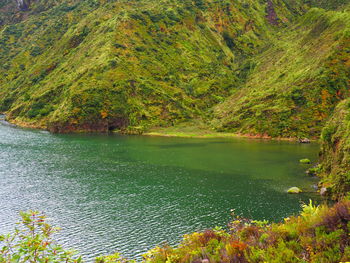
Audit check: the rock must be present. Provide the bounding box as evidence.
[299,138,311,144]
[300,159,311,164]
[287,187,302,194]
[320,187,328,196]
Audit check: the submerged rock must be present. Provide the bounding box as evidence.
[300,159,311,164]
[287,187,302,194]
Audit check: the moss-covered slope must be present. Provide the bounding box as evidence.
[213,7,350,138]
[319,99,350,199]
[1,0,348,135]
[0,0,299,133]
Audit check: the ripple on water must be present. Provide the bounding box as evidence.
[0,125,321,261]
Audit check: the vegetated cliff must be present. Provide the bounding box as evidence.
[319,99,350,200]
[0,0,301,133]
[213,7,350,138]
[0,0,348,136]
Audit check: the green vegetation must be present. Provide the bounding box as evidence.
[0,0,348,137]
[0,211,81,262]
[318,99,350,200]
[213,7,350,138]
[1,0,350,262]
[2,201,350,262]
[287,186,302,193]
[300,159,311,164]
[143,200,350,263]
[144,121,240,138]
[0,0,276,133]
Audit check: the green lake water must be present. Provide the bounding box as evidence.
[0,120,321,260]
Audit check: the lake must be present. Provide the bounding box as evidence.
[0,120,321,261]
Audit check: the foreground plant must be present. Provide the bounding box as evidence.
[95,252,135,263]
[144,200,350,263]
[0,211,81,263]
[2,201,349,263]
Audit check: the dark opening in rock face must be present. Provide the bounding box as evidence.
[15,0,31,11]
[107,117,129,132]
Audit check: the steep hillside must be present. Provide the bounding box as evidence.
[0,0,281,132]
[0,0,312,133]
[319,98,350,199]
[0,0,349,137]
[213,7,350,138]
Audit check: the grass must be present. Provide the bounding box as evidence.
[213,7,350,138]
[2,0,348,138]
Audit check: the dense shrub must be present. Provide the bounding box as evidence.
[144,200,350,263]
[0,211,81,262]
[1,201,349,262]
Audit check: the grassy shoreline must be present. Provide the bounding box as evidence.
[143,123,316,142]
[2,116,318,142]
[143,130,304,141]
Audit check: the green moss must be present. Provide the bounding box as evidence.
[319,99,350,199]
[213,6,350,138]
[2,0,339,135]
[287,187,303,193]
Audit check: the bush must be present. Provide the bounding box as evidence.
[0,211,81,263]
[27,102,53,118]
[30,46,43,57]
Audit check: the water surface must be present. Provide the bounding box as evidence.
[0,122,320,260]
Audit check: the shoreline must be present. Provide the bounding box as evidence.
[5,117,47,130]
[3,116,317,142]
[143,131,314,142]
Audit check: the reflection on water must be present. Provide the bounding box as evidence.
[0,124,320,261]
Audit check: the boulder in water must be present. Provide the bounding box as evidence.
[300,159,311,164]
[287,187,302,194]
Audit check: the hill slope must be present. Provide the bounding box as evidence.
[2,0,348,136]
[319,98,350,199]
[214,7,350,138]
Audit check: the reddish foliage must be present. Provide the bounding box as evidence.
[319,200,350,231]
[317,200,350,253]
[230,241,248,252]
[239,226,261,244]
[198,230,221,245]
